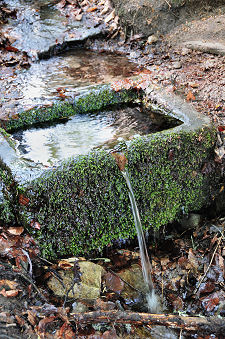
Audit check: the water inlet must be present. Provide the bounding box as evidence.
[112,152,161,313]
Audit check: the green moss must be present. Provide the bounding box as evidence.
[14,125,219,259]
[0,158,18,224]
[0,87,138,132]
[0,83,220,258]
[0,128,16,148]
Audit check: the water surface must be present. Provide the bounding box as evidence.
[13,105,176,167]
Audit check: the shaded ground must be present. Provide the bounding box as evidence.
[0,0,225,338]
[0,217,224,338]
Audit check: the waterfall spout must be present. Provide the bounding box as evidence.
[122,169,160,313]
[112,151,161,312]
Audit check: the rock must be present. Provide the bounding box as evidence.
[72,301,89,312]
[118,264,148,301]
[184,41,225,56]
[180,213,202,230]
[180,47,190,56]
[2,0,106,59]
[146,35,158,45]
[47,261,104,300]
[171,61,182,69]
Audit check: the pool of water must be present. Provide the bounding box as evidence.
[13,105,179,167]
[2,49,142,117]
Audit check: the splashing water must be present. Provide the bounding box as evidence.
[122,169,161,313]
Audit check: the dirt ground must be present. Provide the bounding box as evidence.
[0,1,225,338]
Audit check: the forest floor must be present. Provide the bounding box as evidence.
[0,1,225,338]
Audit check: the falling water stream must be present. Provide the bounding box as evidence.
[122,169,161,313]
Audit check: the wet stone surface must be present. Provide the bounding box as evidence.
[1,49,141,116]
[13,105,179,167]
[2,0,105,58]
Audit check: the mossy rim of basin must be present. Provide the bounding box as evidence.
[0,82,220,259]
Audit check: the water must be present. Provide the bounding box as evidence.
[122,169,161,313]
[1,49,141,117]
[13,105,177,167]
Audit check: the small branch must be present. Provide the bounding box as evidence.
[70,310,225,335]
[17,271,48,303]
[193,235,223,294]
[164,0,171,8]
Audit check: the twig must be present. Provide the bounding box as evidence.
[70,310,225,335]
[37,255,54,265]
[17,271,48,303]
[164,0,171,8]
[193,235,223,294]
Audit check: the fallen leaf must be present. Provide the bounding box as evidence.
[15,315,25,327]
[30,220,41,230]
[201,294,220,312]
[5,45,19,53]
[0,288,20,297]
[199,282,215,295]
[0,280,18,289]
[58,259,73,270]
[190,83,199,88]
[186,91,196,101]
[57,322,76,338]
[7,226,24,235]
[87,6,97,12]
[218,126,225,132]
[103,272,124,294]
[160,257,170,267]
[38,316,56,332]
[27,310,37,326]
[19,194,29,206]
[94,298,116,311]
[168,293,184,311]
[188,248,198,272]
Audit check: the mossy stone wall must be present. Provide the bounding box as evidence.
[16,126,220,259]
[0,85,222,259]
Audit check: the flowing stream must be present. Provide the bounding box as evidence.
[122,169,161,313]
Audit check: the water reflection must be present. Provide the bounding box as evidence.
[10,49,141,113]
[13,106,168,167]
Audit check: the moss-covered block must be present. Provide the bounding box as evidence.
[14,126,219,259]
[0,83,222,259]
[0,86,138,132]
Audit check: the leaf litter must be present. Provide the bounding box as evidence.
[0,0,225,338]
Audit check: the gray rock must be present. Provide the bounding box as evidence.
[184,40,225,56]
[180,213,202,230]
[3,0,106,58]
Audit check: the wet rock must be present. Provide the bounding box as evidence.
[184,41,225,56]
[47,261,104,300]
[3,0,106,58]
[118,264,148,305]
[180,213,202,230]
[146,35,158,45]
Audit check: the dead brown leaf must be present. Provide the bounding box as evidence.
[0,279,18,289]
[186,90,196,101]
[0,288,20,297]
[7,226,24,235]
